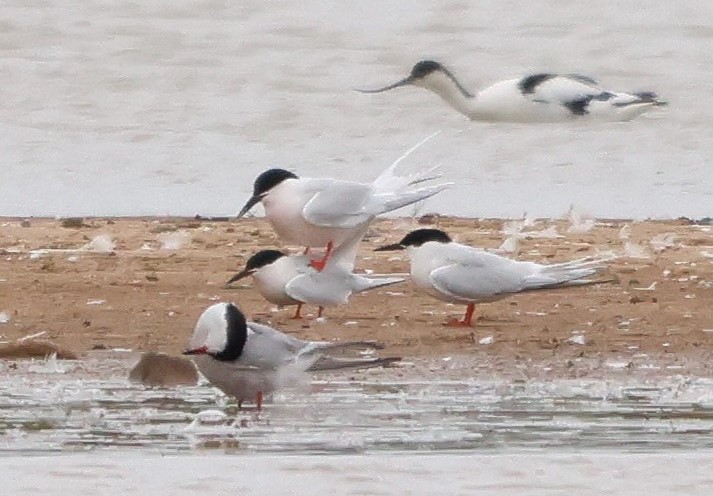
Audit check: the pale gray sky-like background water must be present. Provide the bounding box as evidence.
[0,0,711,219]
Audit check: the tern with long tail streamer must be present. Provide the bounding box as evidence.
[237,134,451,271]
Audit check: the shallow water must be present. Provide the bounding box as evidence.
[1,1,712,218]
[2,354,713,455]
[3,355,713,492]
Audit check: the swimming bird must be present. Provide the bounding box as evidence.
[375,229,611,327]
[226,227,405,319]
[237,135,450,271]
[357,60,666,123]
[184,302,399,408]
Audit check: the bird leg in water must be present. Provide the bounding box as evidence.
[290,304,303,319]
[309,241,333,272]
[444,303,476,327]
[256,390,263,411]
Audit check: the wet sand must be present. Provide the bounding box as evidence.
[1,216,712,378]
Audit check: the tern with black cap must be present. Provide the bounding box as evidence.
[237,134,450,271]
[227,227,405,319]
[376,228,612,327]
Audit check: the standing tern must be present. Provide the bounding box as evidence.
[358,60,666,123]
[226,227,405,319]
[375,229,611,327]
[184,302,399,408]
[237,135,451,271]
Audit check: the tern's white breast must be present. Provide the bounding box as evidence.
[261,179,354,247]
[408,242,461,304]
[252,256,303,306]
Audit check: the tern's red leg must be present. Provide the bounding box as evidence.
[317,306,324,318]
[290,303,303,319]
[256,390,263,411]
[444,303,476,327]
[309,241,333,272]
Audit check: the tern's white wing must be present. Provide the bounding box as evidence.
[430,244,606,302]
[285,272,353,306]
[302,180,375,228]
[429,252,535,302]
[240,322,311,369]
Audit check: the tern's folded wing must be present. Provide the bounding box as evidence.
[285,273,351,306]
[242,322,310,369]
[302,181,374,228]
[429,259,529,302]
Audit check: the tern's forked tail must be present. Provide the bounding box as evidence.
[308,356,401,372]
[523,256,615,290]
[351,274,406,294]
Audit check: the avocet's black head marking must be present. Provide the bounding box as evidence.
[410,60,444,79]
[211,303,248,362]
[237,168,298,218]
[518,74,556,95]
[227,250,286,285]
[374,228,452,251]
[356,60,473,98]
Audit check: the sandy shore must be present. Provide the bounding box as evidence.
[1,215,712,377]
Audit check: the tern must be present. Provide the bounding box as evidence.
[358,60,666,123]
[226,227,405,319]
[375,229,611,327]
[237,135,450,271]
[184,302,399,408]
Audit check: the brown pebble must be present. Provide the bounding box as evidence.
[60,217,85,228]
[128,352,199,387]
[0,341,78,360]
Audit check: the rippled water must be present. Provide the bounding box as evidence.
[3,355,713,492]
[2,354,713,455]
[1,1,712,218]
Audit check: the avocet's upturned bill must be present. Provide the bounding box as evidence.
[184,302,399,408]
[227,228,405,319]
[237,134,451,271]
[375,229,612,327]
[358,60,666,123]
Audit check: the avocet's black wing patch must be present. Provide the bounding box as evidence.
[518,74,556,95]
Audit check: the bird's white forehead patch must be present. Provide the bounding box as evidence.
[189,302,229,352]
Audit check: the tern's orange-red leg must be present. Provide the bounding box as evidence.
[309,241,333,272]
[443,303,476,327]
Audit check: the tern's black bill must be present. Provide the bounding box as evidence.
[374,243,405,251]
[355,76,413,94]
[226,269,254,285]
[237,195,261,218]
